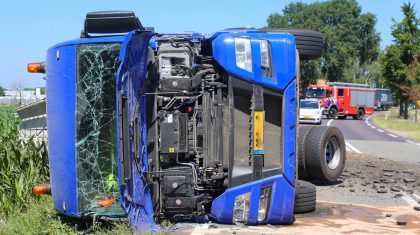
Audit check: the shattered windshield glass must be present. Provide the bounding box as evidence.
[76,43,124,216]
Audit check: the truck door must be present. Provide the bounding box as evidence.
[336,88,345,112]
[116,30,160,231]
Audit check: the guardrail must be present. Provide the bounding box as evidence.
[16,99,47,145]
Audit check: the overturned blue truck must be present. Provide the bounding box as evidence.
[29,11,346,231]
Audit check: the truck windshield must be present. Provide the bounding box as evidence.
[75,43,124,215]
[300,100,319,109]
[305,88,324,98]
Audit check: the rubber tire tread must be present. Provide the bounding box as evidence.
[294,180,316,214]
[305,126,346,181]
[259,28,324,60]
[297,126,316,180]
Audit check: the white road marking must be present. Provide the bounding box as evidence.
[377,129,384,133]
[370,126,376,129]
[401,192,420,207]
[416,143,420,147]
[346,147,352,152]
[327,119,333,126]
[387,133,398,138]
[345,141,362,154]
[413,194,420,200]
[367,123,371,126]
[406,140,414,144]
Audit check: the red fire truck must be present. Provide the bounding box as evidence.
[304,81,375,120]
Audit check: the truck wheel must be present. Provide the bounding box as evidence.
[327,107,338,119]
[353,109,364,120]
[305,126,346,181]
[297,126,315,180]
[294,180,316,214]
[259,28,324,60]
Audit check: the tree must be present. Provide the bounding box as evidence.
[12,80,25,105]
[267,0,380,87]
[381,2,419,120]
[0,86,5,96]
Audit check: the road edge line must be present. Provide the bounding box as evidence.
[345,141,362,154]
[327,119,333,126]
[401,192,420,207]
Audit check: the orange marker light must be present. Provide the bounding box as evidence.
[33,184,51,195]
[95,193,115,207]
[27,62,46,73]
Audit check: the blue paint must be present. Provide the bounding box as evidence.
[211,175,295,225]
[210,31,297,224]
[212,32,296,91]
[116,31,162,232]
[282,80,297,185]
[46,36,125,218]
[46,44,79,217]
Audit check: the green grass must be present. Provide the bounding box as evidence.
[373,108,420,141]
[0,106,132,234]
[0,106,49,218]
[0,196,131,235]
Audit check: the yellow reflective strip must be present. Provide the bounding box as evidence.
[253,111,264,151]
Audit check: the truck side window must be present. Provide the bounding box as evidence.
[260,40,272,77]
[326,90,332,98]
[338,89,344,96]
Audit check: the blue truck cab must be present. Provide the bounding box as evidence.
[30,11,344,232]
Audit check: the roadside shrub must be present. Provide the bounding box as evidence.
[0,106,49,218]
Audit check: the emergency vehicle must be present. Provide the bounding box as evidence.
[305,81,375,120]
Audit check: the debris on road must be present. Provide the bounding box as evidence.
[316,152,419,207]
[179,202,420,234]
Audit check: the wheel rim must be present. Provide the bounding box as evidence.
[329,109,337,118]
[358,110,363,119]
[324,137,341,170]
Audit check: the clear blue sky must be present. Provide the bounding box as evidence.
[0,0,417,89]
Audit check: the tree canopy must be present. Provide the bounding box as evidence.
[380,2,419,119]
[0,86,5,96]
[267,0,380,88]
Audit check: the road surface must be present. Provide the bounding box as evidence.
[302,114,420,210]
[322,113,420,163]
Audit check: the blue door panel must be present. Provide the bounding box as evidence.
[46,45,80,217]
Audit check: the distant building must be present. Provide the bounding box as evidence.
[0,89,46,105]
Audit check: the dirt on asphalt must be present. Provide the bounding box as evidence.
[177,203,420,234]
[170,152,420,234]
[316,152,420,207]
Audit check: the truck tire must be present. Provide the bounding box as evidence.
[305,126,346,181]
[259,28,324,60]
[297,126,315,180]
[327,107,338,119]
[294,180,316,214]
[352,109,364,120]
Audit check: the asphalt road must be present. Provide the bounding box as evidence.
[302,113,420,209]
[321,112,420,163]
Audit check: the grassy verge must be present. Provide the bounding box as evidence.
[0,196,131,234]
[0,106,131,234]
[373,108,420,141]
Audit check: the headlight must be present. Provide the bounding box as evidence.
[235,37,253,72]
[233,192,251,224]
[258,187,272,222]
[233,187,272,224]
